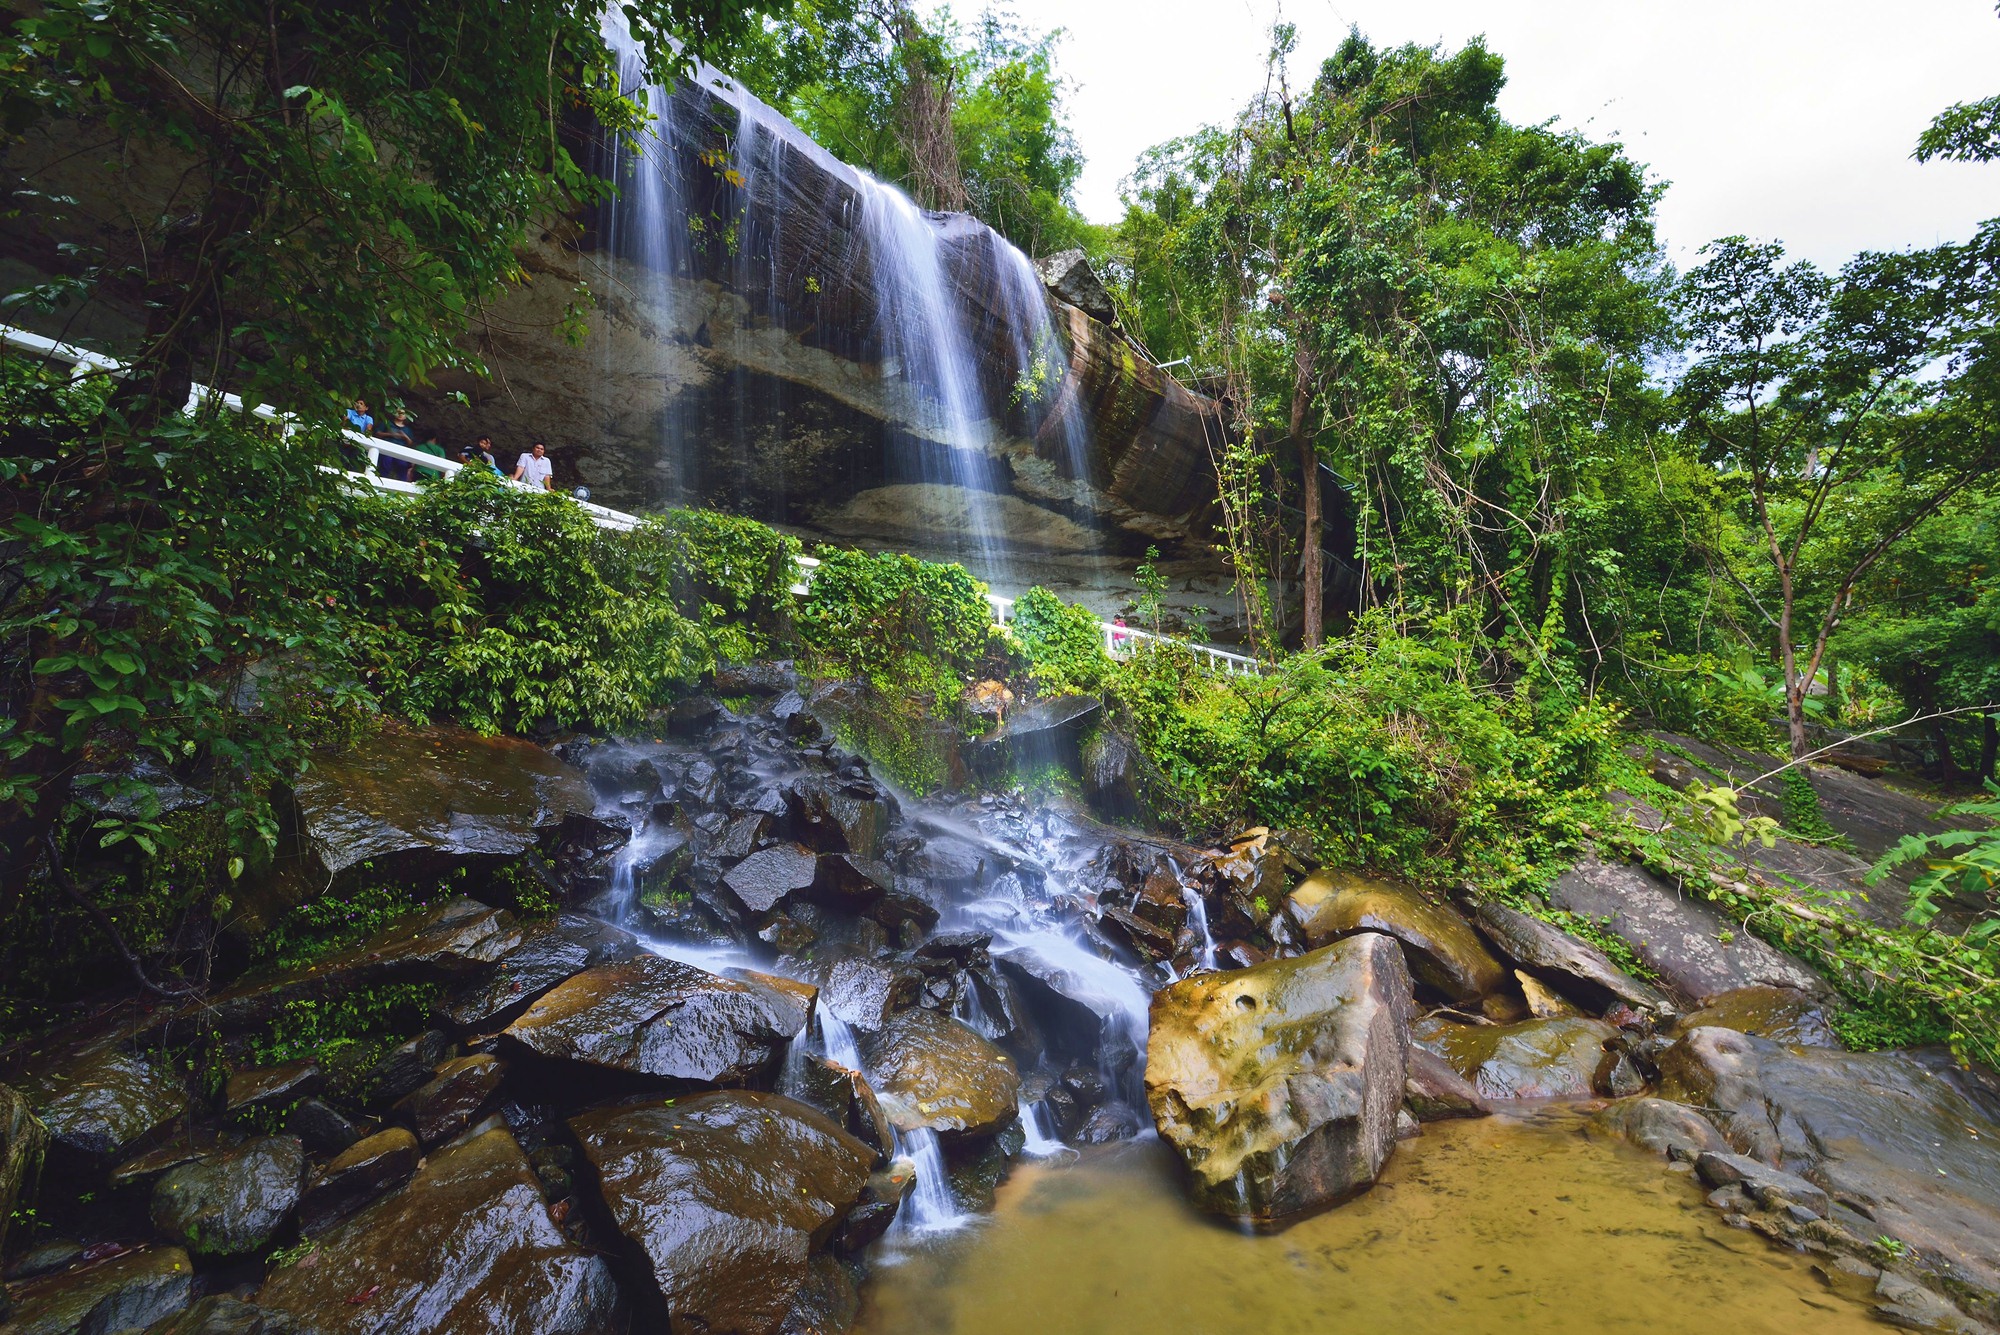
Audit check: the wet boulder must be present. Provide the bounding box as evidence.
[570,1092,872,1335]
[8,1040,191,1168]
[362,1030,453,1108]
[258,1128,616,1334]
[815,955,921,1033]
[786,777,893,861]
[1472,901,1669,1012]
[778,1254,859,1335]
[790,1058,896,1165]
[436,913,639,1031]
[722,843,820,914]
[1145,933,1412,1226]
[863,1008,1021,1142]
[1288,873,1507,1004]
[222,1061,323,1119]
[268,725,605,921]
[965,694,1101,780]
[297,1127,420,1235]
[1081,727,1155,825]
[1412,1016,1617,1101]
[1546,858,1825,1005]
[206,898,522,1034]
[1,1083,48,1255]
[502,954,805,1085]
[1673,986,1838,1047]
[2,1246,192,1335]
[1695,1149,1830,1217]
[1403,1047,1492,1121]
[286,1098,362,1157]
[150,1136,305,1258]
[1585,1097,1728,1161]
[1659,1026,2000,1306]
[809,855,939,931]
[142,1295,307,1334]
[393,1055,506,1146]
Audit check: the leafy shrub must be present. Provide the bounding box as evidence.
[1008,586,1108,695]
[794,548,997,705]
[1113,615,1621,892]
[1615,651,1780,749]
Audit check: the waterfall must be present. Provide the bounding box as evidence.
[590,17,1099,587]
[890,1127,969,1235]
[1182,878,1218,973]
[1017,1098,1069,1158]
[814,1008,865,1071]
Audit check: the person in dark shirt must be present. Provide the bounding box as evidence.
[375,409,415,482]
[459,434,501,473]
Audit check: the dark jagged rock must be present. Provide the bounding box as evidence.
[1080,727,1155,825]
[222,1062,323,1118]
[570,1092,872,1335]
[286,1098,362,1157]
[1472,901,1669,1012]
[1034,248,1117,324]
[791,1058,895,1166]
[1403,1047,1493,1121]
[297,1127,420,1235]
[967,695,1101,778]
[833,1162,913,1255]
[1585,1097,1728,1161]
[109,1129,242,1192]
[1659,1025,2000,1313]
[150,1136,305,1258]
[259,1128,616,1334]
[1,1083,48,1255]
[1412,1016,1617,1101]
[778,1254,860,1335]
[1673,986,1838,1047]
[723,843,821,914]
[1546,858,1826,1005]
[394,1055,505,1146]
[1145,934,1412,1226]
[8,1039,191,1167]
[267,725,605,918]
[206,898,522,1034]
[1288,874,1507,1004]
[815,955,921,1033]
[2,1246,192,1335]
[502,954,805,1084]
[363,1030,454,1108]
[863,1008,1021,1142]
[810,854,939,931]
[787,778,893,861]
[436,913,640,1031]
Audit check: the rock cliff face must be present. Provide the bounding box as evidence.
[407,62,1224,562]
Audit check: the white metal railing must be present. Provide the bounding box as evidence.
[0,323,643,531]
[6,323,1264,676]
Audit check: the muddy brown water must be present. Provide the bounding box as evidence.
[855,1110,1879,1335]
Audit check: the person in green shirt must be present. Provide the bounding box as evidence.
[413,426,449,478]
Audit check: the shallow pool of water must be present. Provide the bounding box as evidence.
[856,1111,1877,1335]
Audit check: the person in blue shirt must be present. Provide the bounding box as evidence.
[345,398,374,434]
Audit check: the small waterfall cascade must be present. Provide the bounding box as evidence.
[1181,875,1218,974]
[589,17,1100,584]
[890,1127,970,1236]
[1017,1097,1069,1158]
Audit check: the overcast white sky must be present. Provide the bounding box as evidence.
[987,0,2000,271]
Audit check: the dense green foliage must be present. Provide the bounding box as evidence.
[1007,587,1109,695]
[794,546,998,702]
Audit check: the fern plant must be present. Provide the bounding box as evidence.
[1868,780,2000,937]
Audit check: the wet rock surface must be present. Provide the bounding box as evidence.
[570,1091,872,1335]
[1547,858,1826,1004]
[2,1246,192,1335]
[7,1037,191,1167]
[1146,934,1413,1225]
[1672,985,1838,1047]
[502,953,805,1084]
[258,1128,616,1334]
[297,1127,420,1235]
[864,1007,1021,1141]
[1412,1016,1618,1101]
[436,913,640,1030]
[1585,1097,1728,1161]
[1661,1026,2000,1317]
[150,1136,305,1258]
[1,1083,48,1255]
[1288,873,1507,1004]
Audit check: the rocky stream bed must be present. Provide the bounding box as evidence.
[2,669,1998,1335]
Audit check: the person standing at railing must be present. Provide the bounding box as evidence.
[512,440,555,491]
[459,434,501,473]
[1110,614,1132,653]
[345,398,374,434]
[376,408,416,482]
[412,426,449,478]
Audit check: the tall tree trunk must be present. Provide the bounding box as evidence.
[1291,343,1321,649]
[1980,713,1998,782]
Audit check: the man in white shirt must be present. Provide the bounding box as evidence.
[513,440,554,491]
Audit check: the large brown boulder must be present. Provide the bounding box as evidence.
[1144,933,1412,1226]
[258,1128,615,1334]
[6,1037,190,1168]
[150,1136,305,1258]
[1288,873,1507,1003]
[862,1007,1020,1142]
[2,1246,192,1334]
[570,1092,873,1335]
[1472,901,1668,1011]
[502,953,806,1085]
